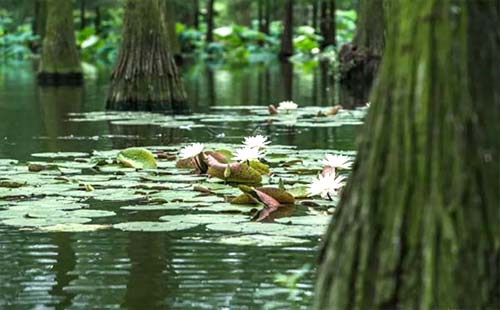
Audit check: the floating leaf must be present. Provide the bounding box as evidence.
[117,147,157,169]
[275,215,331,226]
[159,213,248,224]
[218,234,309,246]
[207,155,262,184]
[2,217,91,228]
[113,221,199,232]
[38,224,110,232]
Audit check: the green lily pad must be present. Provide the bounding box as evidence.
[31,152,89,158]
[113,221,199,232]
[275,215,331,226]
[116,147,157,169]
[2,217,91,227]
[218,234,309,246]
[206,222,327,237]
[38,224,111,232]
[159,213,248,224]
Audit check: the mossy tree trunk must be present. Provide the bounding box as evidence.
[106,0,187,111]
[279,0,294,60]
[33,0,47,41]
[193,0,199,29]
[37,0,82,85]
[315,0,500,308]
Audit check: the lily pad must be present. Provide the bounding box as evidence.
[2,217,92,227]
[275,215,331,226]
[31,152,89,158]
[113,221,199,232]
[116,147,157,169]
[159,213,248,224]
[218,234,309,246]
[38,224,111,232]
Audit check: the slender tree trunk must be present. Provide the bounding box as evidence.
[106,0,187,111]
[206,0,214,43]
[258,0,264,32]
[193,0,199,29]
[262,0,270,34]
[327,0,336,46]
[320,0,335,48]
[315,1,500,308]
[94,6,101,34]
[80,0,86,30]
[33,0,47,40]
[312,0,318,32]
[164,0,181,60]
[279,0,294,60]
[38,0,82,85]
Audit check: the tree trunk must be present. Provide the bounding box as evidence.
[80,0,86,30]
[338,0,384,94]
[37,0,82,85]
[279,0,294,60]
[106,0,187,111]
[94,6,101,34]
[320,0,336,48]
[164,0,181,61]
[206,0,214,43]
[315,1,500,309]
[193,0,199,29]
[312,0,318,32]
[262,0,270,34]
[33,0,47,40]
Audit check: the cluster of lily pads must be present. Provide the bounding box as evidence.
[0,139,355,246]
[68,101,367,130]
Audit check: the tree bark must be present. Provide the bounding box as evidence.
[320,0,336,48]
[94,6,101,34]
[106,0,187,111]
[315,0,500,308]
[312,0,318,32]
[193,0,199,29]
[279,0,294,60]
[33,0,47,40]
[37,0,82,85]
[206,0,214,43]
[80,0,86,30]
[164,0,181,60]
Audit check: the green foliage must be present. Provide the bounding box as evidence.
[0,10,37,61]
[336,9,357,45]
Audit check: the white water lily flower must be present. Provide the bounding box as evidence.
[179,143,205,160]
[243,135,270,150]
[277,100,298,111]
[321,154,352,170]
[233,146,263,162]
[308,173,346,199]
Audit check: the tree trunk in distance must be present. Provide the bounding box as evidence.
[164,0,181,61]
[80,0,86,30]
[33,0,47,40]
[193,0,199,29]
[37,0,82,85]
[262,0,270,34]
[94,6,101,34]
[279,0,294,60]
[320,0,336,48]
[106,0,187,111]
[315,0,500,308]
[312,0,318,32]
[338,0,384,96]
[206,0,214,43]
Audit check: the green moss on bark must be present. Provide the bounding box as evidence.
[315,0,500,308]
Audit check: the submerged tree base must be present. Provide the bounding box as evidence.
[338,43,380,93]
[37,72,84,86]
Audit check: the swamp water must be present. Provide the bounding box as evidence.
[0,61,365,309]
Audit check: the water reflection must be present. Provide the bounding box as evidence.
[49,234,77,310]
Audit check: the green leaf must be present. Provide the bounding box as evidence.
[117,147,157,169]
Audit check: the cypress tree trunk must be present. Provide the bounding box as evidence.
[311,0,318,32]
[206,0,214,43]
[37,0,82,85]
[106,0,187,111]
[279,0,294,60]
[94,6,101,34]
[338,0,384,95]
[262,0,270,35]
[164,0,181,60]
[315,0,500,308]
